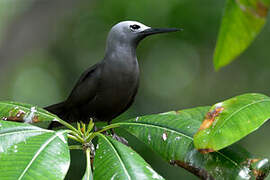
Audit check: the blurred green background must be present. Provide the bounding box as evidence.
[0,0,270,179]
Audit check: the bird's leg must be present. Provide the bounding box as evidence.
[112,133,129,146]
[107,121,129,145]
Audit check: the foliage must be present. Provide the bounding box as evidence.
[213,0,270,70]
[1,0,270,179]
[0,121,70,180]
[194,93,270,152]
[1,94,270,179]
[93,134,164,180]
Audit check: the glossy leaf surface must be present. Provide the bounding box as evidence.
[0,101,60,127]
[194,93,270,152]
[117,107,270,179]
[0,121,70,180]
[214,0,270,70]
[93,134,164,180]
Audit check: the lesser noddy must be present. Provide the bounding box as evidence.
[45,21,180,128]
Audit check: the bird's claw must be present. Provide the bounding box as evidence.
[112,133,129,146]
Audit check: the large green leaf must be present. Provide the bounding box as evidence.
[93,134,164,180]
[0,121,70,180]
[117,107,270,179]
[0,101,60,128]
[194,93,270,152]
[214,0,270,70]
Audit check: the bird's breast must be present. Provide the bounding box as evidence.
[102,60,139,92]
[97,59,139,106]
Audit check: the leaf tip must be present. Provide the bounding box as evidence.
[213,57,221,71]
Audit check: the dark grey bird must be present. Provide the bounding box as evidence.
[45,21,180,128]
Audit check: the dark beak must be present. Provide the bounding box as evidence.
[140,28,182,36]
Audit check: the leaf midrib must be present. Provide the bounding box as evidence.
[98,134,131,180]
[117,122,193,140]
[18,131,66,180]
[0,129,51,137]
[117,121,239,168]
[212,99,270,136]
[0,102,60,121]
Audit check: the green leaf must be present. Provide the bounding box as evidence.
[0,101,60,128]
[93,133,164,180]
[194,93,270,153]
[0,121,70,180]
[117,107,270,179]
[194,93,270,151]
[214,0,270,70]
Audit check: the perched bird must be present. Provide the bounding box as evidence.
[45,21,180,128]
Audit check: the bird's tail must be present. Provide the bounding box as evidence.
[44,102,67,129]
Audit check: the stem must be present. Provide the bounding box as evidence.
[95,123,120,134]
[69,145,83,150]
[57,118,81,135]
[82,122,86,135]
[86,119,94,136]
[85,123,120,142]
[85,132,94,142]
[83,148,93,180]
[67,134,84,143]
[76,122,84,136]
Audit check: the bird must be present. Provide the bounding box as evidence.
[45,21,180,128]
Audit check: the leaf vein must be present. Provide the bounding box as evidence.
[99,134,131,180]
[213,99,270,135]
[18,131,66,180]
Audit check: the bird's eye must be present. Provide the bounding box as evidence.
[130,24,141,30]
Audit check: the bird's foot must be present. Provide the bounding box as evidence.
[112,133,129,146]
[105,122,128,145]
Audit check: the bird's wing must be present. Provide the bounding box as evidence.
[66,63,101,107]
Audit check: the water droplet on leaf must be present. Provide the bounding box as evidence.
[162,133,167,141]
[175,136,181,140]
[148,134,151,141]
[238,167,251,179]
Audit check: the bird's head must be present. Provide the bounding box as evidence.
[105,21,181,52]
